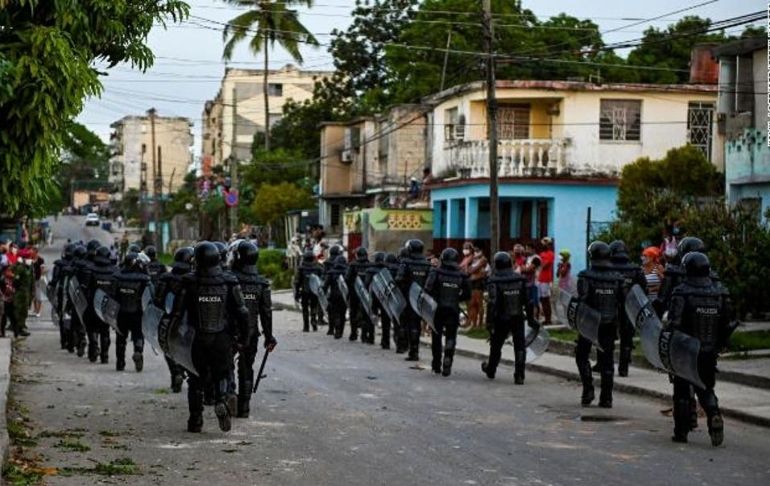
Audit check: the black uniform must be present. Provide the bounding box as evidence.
[396,243,432,360]
[668,254,732,445]
[231,263,273,418]
[364,255,389,349]
[147,260,168,289]
[86,251,117,364]
[345,252,371,342]
[386,254,406,352]
[610,254,647,376]
[293,258,323,332]
[321,257,337,335]
[483,265,529,382]
[154,262,190,392]
[114,265,151,371]
[172,244,249,433]
[50,252,72,349]
[66,250,89,355]
[424,259,470,376]
[323,256,348,339]
[575,257,624,407]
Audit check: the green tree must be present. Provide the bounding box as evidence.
[0,0,189,217]
[251,181,314,241]
[57,122,112,208]
[223,0,320,151]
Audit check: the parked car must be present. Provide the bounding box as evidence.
[85,213,100,227]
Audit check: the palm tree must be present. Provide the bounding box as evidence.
[223,1,319,151]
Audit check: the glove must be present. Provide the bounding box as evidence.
[264,334,277,352]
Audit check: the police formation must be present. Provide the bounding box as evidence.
[48,239,277,434]
[297,236,735,447]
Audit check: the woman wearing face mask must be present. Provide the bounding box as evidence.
[459,242,474,274]
[641,246,665,300]
[467,246,489,329]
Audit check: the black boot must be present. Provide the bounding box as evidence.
[171,371,184,393]
[441,355,453,377]
[405,329,419,361]
[132,351,143,372]
[188,382,204,433]
[672,397,690,443]
[618,347,632,377]
[100,333,110,364]
[116,346,126,371]
[598,372,613,408]
[514,351,526,385]
[578,362,594,406]
[708,414,724,447]
[481,362,495,379]
[88,333,99,362]
[237,395,250,418]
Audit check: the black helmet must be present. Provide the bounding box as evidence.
[683,251,710,278]
[398,247,409,259]
[373,252,386,264]
[406,239,424,256]
[678,236,705,257]
[123,252,139,268]
[355,247,368,261]
[329,245,342,258]
[73,245,87,260]
[87,239,101,254]
[440,248,459,267]
[174,247,194,264]
[95,246,111,265]
[213,241,227,263]
[609,240,629,263]
[63,243,75,260]
[384,253,397,264]
[493,251,512,271]
[144,245,157,260]
[334,255,347,267]
[128,243,141,254]
[588,241,611,263]
[195,241,221,270]
[233,241,259,267]
[302,250,315,264]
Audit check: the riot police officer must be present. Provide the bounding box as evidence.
[364,252,390,349]
[323,255,348,339]
[50,244,75,349]
[424,248,470,376]
[345,247,371,342]
[669,252,732,446]
[656,236,706,315]
[230,241,276,418]
[396,240,432,361]
[114,252,151,372]
[144,245,168,288]
[154,247,194,392]
[86,246,117,364]
[171,241,250,433]
[293,250,323,332]
[67,244,89,356]
[322,245,343,335]
[575,241,624,408]
[384,253,401,351]
[609,240,647,377]
[482,252,529,384]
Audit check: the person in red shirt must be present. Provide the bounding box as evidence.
[538,237,555,325]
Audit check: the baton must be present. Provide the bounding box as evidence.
[252,349,271,394]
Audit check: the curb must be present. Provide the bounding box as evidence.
[0,338,12,472]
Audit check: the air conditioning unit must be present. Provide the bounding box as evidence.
[453,124,465,140]
[340,150,353,164]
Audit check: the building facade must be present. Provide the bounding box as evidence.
[713,37,770,221]
[202,64,332,166]
[109,114,194,198]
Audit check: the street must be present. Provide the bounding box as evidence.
[5,217,770,485]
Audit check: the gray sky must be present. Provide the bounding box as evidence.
[77,0,764,155]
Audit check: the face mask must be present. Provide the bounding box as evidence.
[641,256,650,264]
[462,249,471,256]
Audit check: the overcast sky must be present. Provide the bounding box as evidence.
[77,0,764,155]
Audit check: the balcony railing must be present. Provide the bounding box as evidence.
[447,139,569,178]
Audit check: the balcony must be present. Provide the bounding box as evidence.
[447,139,570,178]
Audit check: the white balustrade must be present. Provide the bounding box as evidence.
[448,139,569,178]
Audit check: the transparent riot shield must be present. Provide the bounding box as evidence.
[158,313,197,376]
[164,292,175,314]
[67,277,87,325]
[337,275,349,307]
[523,320,550,363]
[354,276,375,324]
[625,285,705,389]
[142,304,164,353]
[308,274,329,317]
[560,290,603,351]
[141,286,153,311]
[61,278,70,318]
[408,282,437,333]
[93,289,120,332]
[371,269,406,326]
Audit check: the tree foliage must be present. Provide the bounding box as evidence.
[251,181,314,226]
[0,0,189,217]
[56,121,112,207]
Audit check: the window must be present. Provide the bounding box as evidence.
[330,203,341,227]
[444,107,459,140]
[600,99,641,141]
[687,102,714,161]
[267,83,283,97]
[497,104,530,139]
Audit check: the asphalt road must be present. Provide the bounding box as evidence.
[7,217,770,485]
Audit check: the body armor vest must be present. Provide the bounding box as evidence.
[115,271,149,313]
[583,268,621,323]
[404,257,431,287]
[299,264,322,294]
[492,272,527,319]
[233,269,265,334]
[90,264,116,296]
[191,274,229,333]
[147,261,167,284]
[678,282,723,353]
[434,267,464,310]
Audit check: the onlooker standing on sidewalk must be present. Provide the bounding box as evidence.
[512,244,526,271]
[11,260,32,336]
[459,242,474,274]
[467,246,489,329]
[30,246,45,318]
[642,246,665,300]
[1,266,16,337]
[537,237,555,325]
[557,249,575,294]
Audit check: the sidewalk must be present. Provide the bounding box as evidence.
[272,289,770,428]
[0,338,12,467]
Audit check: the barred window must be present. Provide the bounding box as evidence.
[600,100,641,141]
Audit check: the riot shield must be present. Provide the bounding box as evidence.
[554,289,572,325]
[67,277,87,325]
[371,269,407,326]
[337,275,349,307]
[158,313,197,376]
[61,277,70,317]
[46,283,58,310]
[354,276,375,324]
[561,291,603,351]
[408,282,437,333]
[625,285,705,389]
[164,292,175,314]
[523,320,550,363]
[142,304,164,354]
[308,274,329,317]
[93,289,120,332]
[141,286,153,311]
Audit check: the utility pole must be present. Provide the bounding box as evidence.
[440,28,452,91]
[148,107,160,248]
[228,87,239,238]
[482,0,500,255]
